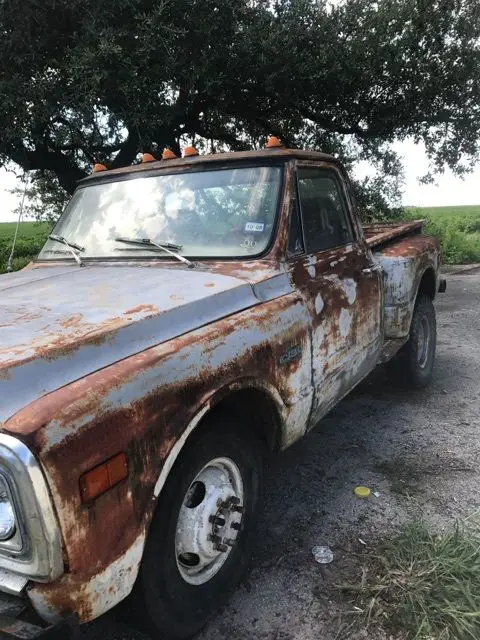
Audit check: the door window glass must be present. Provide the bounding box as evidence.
[297,169,353,253]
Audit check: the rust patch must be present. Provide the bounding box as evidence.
[363,220,424,248]
[123,304,159,315]
[1,314,131,370]
[59,314,83,329]
[377,234,440,258]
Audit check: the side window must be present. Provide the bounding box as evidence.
[297,168,354,253]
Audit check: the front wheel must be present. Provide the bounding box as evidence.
[133,420,263,639]
[386,293,437,388]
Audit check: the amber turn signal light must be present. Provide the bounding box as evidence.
[79,452,128,503]
[142,152,156,163]
[162,148,178,160]
[266,136,283,148]
[92,163,108,173]
[183,146,199,157]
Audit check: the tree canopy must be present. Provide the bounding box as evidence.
[1,0,480,220]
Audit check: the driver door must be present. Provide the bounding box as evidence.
[288,164,382,428]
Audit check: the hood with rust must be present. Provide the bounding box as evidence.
[0,264,291,424]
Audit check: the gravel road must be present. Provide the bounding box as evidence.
[83,269,480,640]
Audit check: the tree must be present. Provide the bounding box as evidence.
[1,0,480,220]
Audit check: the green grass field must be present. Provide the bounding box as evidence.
[1,204,479,272]
[0,221,51,274]
[342,519,480,640]
[406,205,480,264]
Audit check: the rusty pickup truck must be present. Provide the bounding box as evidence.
[0,144,445,638]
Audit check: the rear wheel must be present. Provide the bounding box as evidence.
[386,293,437,388]
[134,420,263,639]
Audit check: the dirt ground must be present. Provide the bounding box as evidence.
[83,269,480,640]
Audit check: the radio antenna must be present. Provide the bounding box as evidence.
[6,173,29,273]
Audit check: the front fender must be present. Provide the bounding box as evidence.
[5,294,312,623]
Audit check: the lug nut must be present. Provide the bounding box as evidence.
[208,534,221,544]
[209,515,226,527]
[232,505,245,514]
[216,543,229,553]
[229,496,241,506]
[231,522,242,531]
[225,538,236,547]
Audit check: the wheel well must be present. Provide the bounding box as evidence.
[153,386,283,499]
[201,388,282,452]
[417,268,436,300]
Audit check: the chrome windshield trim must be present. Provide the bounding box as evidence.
[0,434,63,583]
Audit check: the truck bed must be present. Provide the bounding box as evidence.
[363,220,424,249]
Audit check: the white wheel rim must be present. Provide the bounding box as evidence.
[417,314,430,368]
[175,457,245,586]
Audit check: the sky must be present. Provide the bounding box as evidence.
[1,137,479,221]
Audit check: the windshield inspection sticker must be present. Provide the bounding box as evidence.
[245,222,265,233]
[241,239,257,248]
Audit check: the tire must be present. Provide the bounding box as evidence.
[133,418,263,639]
[386,293,437,388]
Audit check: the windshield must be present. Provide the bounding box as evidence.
[38,166,282,261]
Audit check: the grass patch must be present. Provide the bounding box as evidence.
[406,206,480,265]
[340,519,480,640]
[0,221,51,273]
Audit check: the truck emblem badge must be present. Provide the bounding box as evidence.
[280,345,302,365]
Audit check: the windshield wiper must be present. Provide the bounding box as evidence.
[48,234,85,267]
[115,237,194,268]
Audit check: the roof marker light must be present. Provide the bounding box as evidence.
[162,148,178,160]
[266,136,283,148]
[183,146,199,157]
[142,152,156,163]
[92,163,108,173]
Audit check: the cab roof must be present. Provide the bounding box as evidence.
[81,148,337,184]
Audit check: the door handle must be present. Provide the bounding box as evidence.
[362,264,381,275]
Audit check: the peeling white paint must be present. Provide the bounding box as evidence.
[307,265,316,278]
[29,533,146,623]
[339,308,352,337]
[315,294,324,315]
[325,273,341,284]
[343,279,357,304]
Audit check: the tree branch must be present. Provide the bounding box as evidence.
[6,144,86,193]
[111,129,139,168]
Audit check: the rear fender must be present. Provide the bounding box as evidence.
[375,235,440,338]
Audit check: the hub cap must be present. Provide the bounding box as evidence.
[417,314,430,368]
[175,457,244,585]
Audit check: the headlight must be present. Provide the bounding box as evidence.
[0,434,63,584]
[0,476,16,541]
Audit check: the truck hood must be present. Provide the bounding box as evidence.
[0,265,290,424]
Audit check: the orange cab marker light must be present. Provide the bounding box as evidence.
[162,148,178,160]
[142,152,156,163]
[92,162,108,173]
[183,145,199,157]
[266,136,283,148]
[79,452,128,503]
